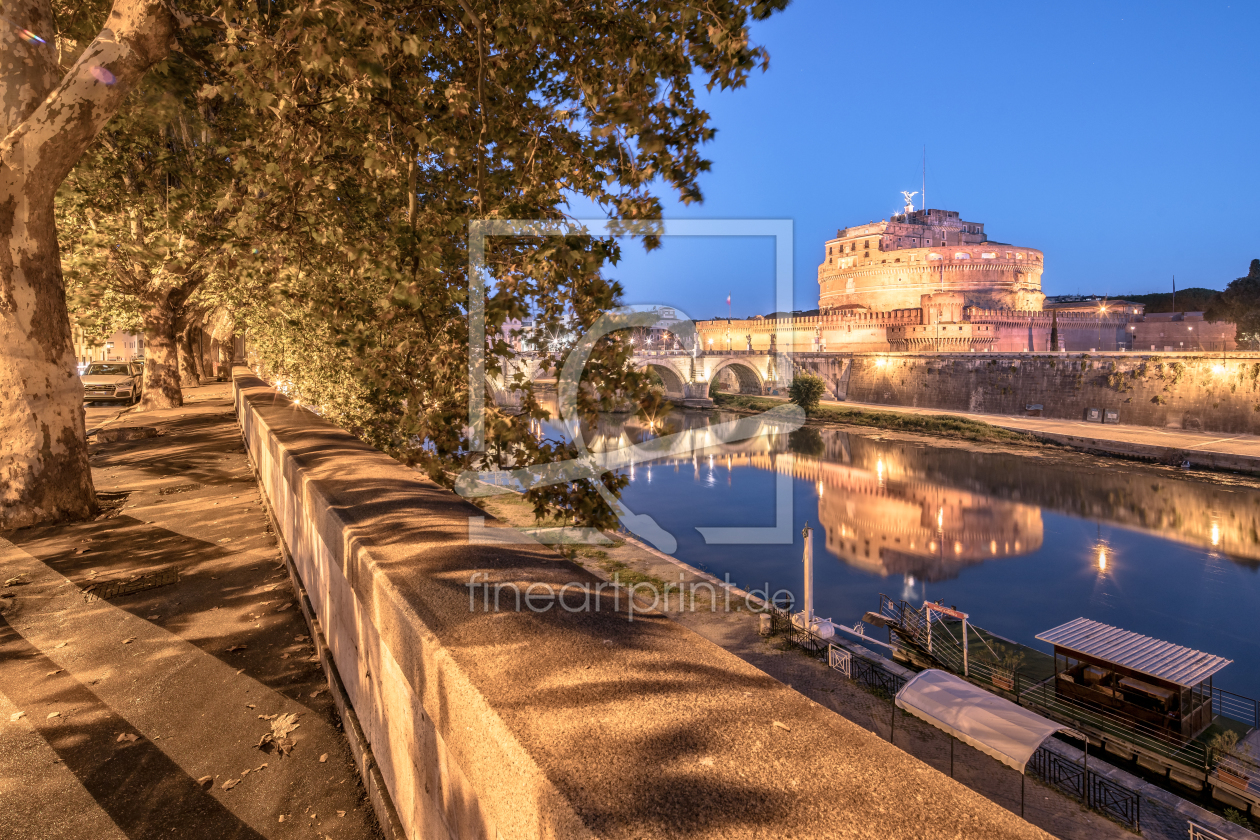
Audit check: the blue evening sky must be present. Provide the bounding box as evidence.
[569,0,1260,321]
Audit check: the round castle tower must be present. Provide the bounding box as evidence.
[818,209,1045,313]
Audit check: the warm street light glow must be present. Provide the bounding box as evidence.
[1211,522,1221,547]
[1098,547,1107,571]
[1212,363,1227,375]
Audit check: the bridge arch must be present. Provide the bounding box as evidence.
[638,361,688,398]
[710,358,765,395]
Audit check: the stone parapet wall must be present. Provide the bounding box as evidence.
[846,353,1260,433]
[232,367,1050,840]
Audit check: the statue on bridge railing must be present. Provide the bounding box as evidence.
[746,334,752,352]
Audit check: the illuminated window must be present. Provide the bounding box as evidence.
[1016,252,1025,260]
[954,252,971,260]
[981,252,997,259]
[928,252,943,260]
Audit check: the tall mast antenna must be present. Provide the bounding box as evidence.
[922,146,926,212]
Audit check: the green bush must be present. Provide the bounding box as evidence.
[788,374,826,414]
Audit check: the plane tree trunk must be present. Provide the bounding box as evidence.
[139,289,183,410]
[176,311,201,388]
[0,0,179,530]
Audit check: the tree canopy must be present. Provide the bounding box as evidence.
[0,0,789,531]
[1206,259,1260,341]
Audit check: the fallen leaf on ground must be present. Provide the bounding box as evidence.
[196,776,213,789]
[319,753,327,763]
[46,670,63,676]
[226,644,247,653]
[235,669,245,675]
[245,704,255,709]
[294,635,308,641]
[280,653,289,659]
[222,779,239,790]
[772,720,791,732]
[278,816,286,823]
[47,712,60,719]
[10,712,25,721]
[116,733,139,743]
[147,615,159,620]
[278,603,292,612]
[309,689,325,698]
[337,811,345,817]
[122,637,136,645]
[258,714,277,720]
[3,576,26,587]
[255,763,268,771]
[256,712,300,756]
[241,769,250,776]
[52,642,67,649]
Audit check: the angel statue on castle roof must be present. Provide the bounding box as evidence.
[901,191,918,215]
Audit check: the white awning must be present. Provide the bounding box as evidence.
[895,669,1063,772]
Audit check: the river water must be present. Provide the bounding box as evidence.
[545,407,1260,700]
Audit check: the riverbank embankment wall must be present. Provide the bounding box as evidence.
[846,353,1260,433]
[232,367,1051,840]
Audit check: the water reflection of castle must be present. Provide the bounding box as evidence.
[747,452,1043,581]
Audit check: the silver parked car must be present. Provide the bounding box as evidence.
[81,362,141,404]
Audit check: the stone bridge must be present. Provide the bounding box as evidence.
[486,351,858,408]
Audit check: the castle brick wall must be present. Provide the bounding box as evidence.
[697,309,1138,354]
[846,353,1260,433]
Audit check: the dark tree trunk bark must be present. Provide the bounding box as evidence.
[138,290,183,410]
[190,325,208,380]
[176,313,201,388]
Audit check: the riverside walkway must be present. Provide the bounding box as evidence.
[0,384,381,840]
[813,396,1260,473]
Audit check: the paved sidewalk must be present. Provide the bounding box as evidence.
[0,384,381,840]
[842,398,1260,458]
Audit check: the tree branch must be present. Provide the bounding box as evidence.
[0,0,180,199]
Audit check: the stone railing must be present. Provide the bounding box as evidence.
[233,366,1055,840]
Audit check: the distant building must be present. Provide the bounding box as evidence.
[72,325,143,365]
[1129,312,1236,352]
